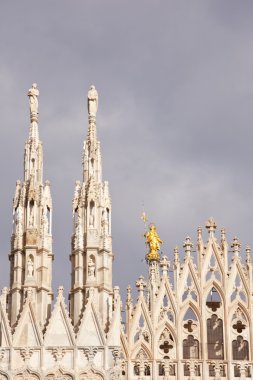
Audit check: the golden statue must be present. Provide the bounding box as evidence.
[145,224,163,261]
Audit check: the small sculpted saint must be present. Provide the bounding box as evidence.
[28,83,39,116]
[87,85,98,116]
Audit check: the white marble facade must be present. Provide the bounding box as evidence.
[0,85,252,379]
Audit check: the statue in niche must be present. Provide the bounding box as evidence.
[87,85,98,116]
[27,258,34,277]
[28,83,39,116]
[88,257,95,278]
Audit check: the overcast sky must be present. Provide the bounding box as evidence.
[1,1,253,301]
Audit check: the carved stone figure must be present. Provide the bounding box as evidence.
[87,85,98,116]
[28,83,39,117]
[88,257,95,277]
[27,257,34,277]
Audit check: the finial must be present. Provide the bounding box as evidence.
[160,255,170,276]
[87,85,98,118]
[197,226,202,241]
[231,237,241,256]
[174,246,179,265]
[28,83,39,123]
[145,224,163,262]
[221,227,226,242]
[205,217,217,236]
[126,285,132,306]
[183,236,193,256]
[135,275,147,296]
[246,245,251,264]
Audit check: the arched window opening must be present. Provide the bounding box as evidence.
[234,365,251,378]
[183,308,198,321]
[209,364,226,377]
[89,201,95,227]
[90,158,94,176]
[207,314,224,359]
[139,314,144,328]
[144,365,150,376]
[182,275,198,302]
[206,287,222,312]
[134,332,139,343]
[167,310,174,323]
[106,207,110,234]
[183,308,198,337]
[183,335,199,359]
[184,364,200,377]
[133,365,139,376]
[46,206,50,234]
[163,295,169,307]
[159,363,165,376]
[159,330,174,358]
[29,199,35,226]
[232,336,249,360]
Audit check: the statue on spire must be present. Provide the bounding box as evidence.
[145,224,163,262]
[87,85,98,117]
[28,83,39,121]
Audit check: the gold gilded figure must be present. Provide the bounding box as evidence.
[145,224,163,261]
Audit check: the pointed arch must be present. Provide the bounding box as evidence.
[228,301,251,326]
[179,300,202,329]
[155,321,177,348]
[204,281,225,308]
[155,279,177,324]
[180,261,201,302]
[131,341,152,360]
[129,299,153,343]
[229,302,251,361]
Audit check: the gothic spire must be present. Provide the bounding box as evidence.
[9,84,53,328]
[70,85,114,330]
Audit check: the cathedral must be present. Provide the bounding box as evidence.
[0,84,252,379]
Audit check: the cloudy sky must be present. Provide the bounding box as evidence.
[1,1,253,300]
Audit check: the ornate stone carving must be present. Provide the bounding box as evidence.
[26,229,38,245]
[83,347,98,365]
[20,348,33,362]
[52,348,66,362]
